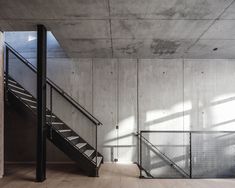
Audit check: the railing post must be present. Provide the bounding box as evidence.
[50,85,52,139]
[189,132,192,179]
[140,131,142,178]
[36,24,47,182]
[95,124,98,175]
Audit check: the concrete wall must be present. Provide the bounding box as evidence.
[5,56,235,165]
[0,32,4,177]
[4,33,235,168]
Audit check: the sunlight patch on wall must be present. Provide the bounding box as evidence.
[146,110,165,123]
[148,116,183,130]
[183,114,191,130]
[28,35,36,42]
[119,116,135,136]
[210,95,235,131]
[119,117,135,144]
[211,93,235,103]
[224,145,235,157]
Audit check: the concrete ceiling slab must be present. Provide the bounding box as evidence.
[0,0,235,58]
[220,2,235,19]
[0,0,109,19]
[201,20,235,39]
[62,39,112,58]
[110,0,233,19]
[111,20,213,39]
[48,20,110,39]
[113,38,194,58]
[185,39,235,59]
[0,20,11,31]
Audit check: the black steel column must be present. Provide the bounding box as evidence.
[36,25,47,182]
[5,48,9,99]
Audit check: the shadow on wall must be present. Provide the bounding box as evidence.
[103,93,235,177]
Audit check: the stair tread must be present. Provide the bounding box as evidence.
[11,89,32,98]
[84,149,95,157]
[7,79,17,84]
[93,156,103,166]
[8,83,25,91]
[67,136,79,140]
[46,114,56,118]
[21,97,36,103]
[51,122,64,125]
[76,143,87,149]
[59,129,71,133]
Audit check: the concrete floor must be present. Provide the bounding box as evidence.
[0,163,235,188]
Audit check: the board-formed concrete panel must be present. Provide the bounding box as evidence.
[50,20,110,39]
[185,39,235,59]
[184,59,235,131]
[110,0,233,19]
[139,59,184,131]
[61,39,112,58]
[0,0,109,19]
[112,20,213,39]
[201,20,235,40]
[117,59,137,162]
[93,59,118,162]
[113,38,194,58]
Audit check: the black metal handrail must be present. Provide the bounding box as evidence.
[138,132,190,178]
[141,130,235,133]
[5,42,102,126]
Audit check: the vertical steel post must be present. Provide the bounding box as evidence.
[189,132,192,178]
[36,24,47,182]
[95,124,98,176]
[140,131,142,178]
[50,86,52,139]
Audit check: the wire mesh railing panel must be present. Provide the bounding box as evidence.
[140,132,190,178]
[192,132,235,178]
[49,87,95,147]
[8,50,37,98]
[140,131,235,178]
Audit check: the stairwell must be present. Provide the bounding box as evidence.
[4,43,103,177]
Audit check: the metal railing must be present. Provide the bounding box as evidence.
[5,42,102,166]
[139,130,235,179]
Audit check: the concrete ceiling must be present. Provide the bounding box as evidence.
[1,0,235,59]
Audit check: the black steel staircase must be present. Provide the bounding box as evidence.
[4,43,103,177]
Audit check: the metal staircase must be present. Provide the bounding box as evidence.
[4,43,103,177]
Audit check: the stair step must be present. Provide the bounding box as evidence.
[21,97,36,103]
[11,89,32,98]
[76,143,87,149]
[8,83,25,91]
[8,79,17,84]
[93,156,103,166]
[84,149,95,157]
[46,114,56,118]
[67,136,79,141]
[51,122,64,125]
[30,105,37,109]
[59,129,71,133]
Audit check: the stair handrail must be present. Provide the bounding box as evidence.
[5,42,102,126]
[138,131,190,178]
